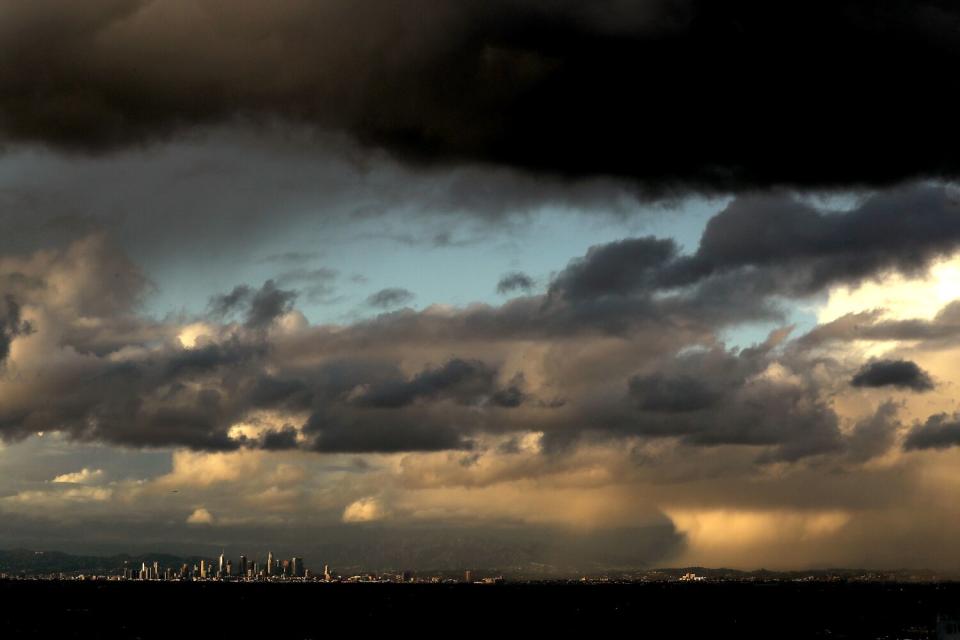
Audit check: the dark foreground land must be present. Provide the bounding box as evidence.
[1,580,958,639]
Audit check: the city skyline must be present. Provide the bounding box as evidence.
[123,549,311,581]
[0,545,946,585]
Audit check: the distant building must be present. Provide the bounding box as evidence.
[239,555,247,577]
[679,572,705,582]
[464,570,472,583]
[267,552,274,576]
[291,557,302,578]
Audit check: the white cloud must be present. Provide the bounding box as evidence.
[342,496,385,523]
[52,468,105,485]
[4,486,113,506]
[186,507,215,525]
[156,450,264,489]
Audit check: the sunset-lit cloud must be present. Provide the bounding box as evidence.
[52,468,106,485]
[186,508,215,526]
[342,497,386,523]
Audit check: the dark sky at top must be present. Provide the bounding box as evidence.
[2,0,958,191]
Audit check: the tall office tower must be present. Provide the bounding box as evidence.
[153,561,160,580]
[141,562,148,581]
[200,560,207,579]
[323,564,331,581]
[239,555,247,577]
[218,551,225,577]
[465,570,472,583]
[267,551,274,576]
[291,557,301,578]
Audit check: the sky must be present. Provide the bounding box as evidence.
[2,0,960,572]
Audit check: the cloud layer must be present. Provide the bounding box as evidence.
[3,1,960,190]
[3,186,960,466]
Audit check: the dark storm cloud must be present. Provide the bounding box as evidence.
[245,376,313,413]
[13,342,268,451]
[628,373,721,413]
[366,288,415,309]
[161,339,266,379]
[209,280,298,330]
[851,360,935,392]
[0,295,34,364]
[490,373,528,408]
[604,333,846,463]
[350,359,500,409]
[246,281,298,330]
[208,285,253,318]
[549,237,678,301]
[496,272,535,295]
[904,413,960,451]
[663,185,960,295]
[306,414,474,454]
[260,425,300,451]
[4,1,960,189]
[546,186,960,308]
